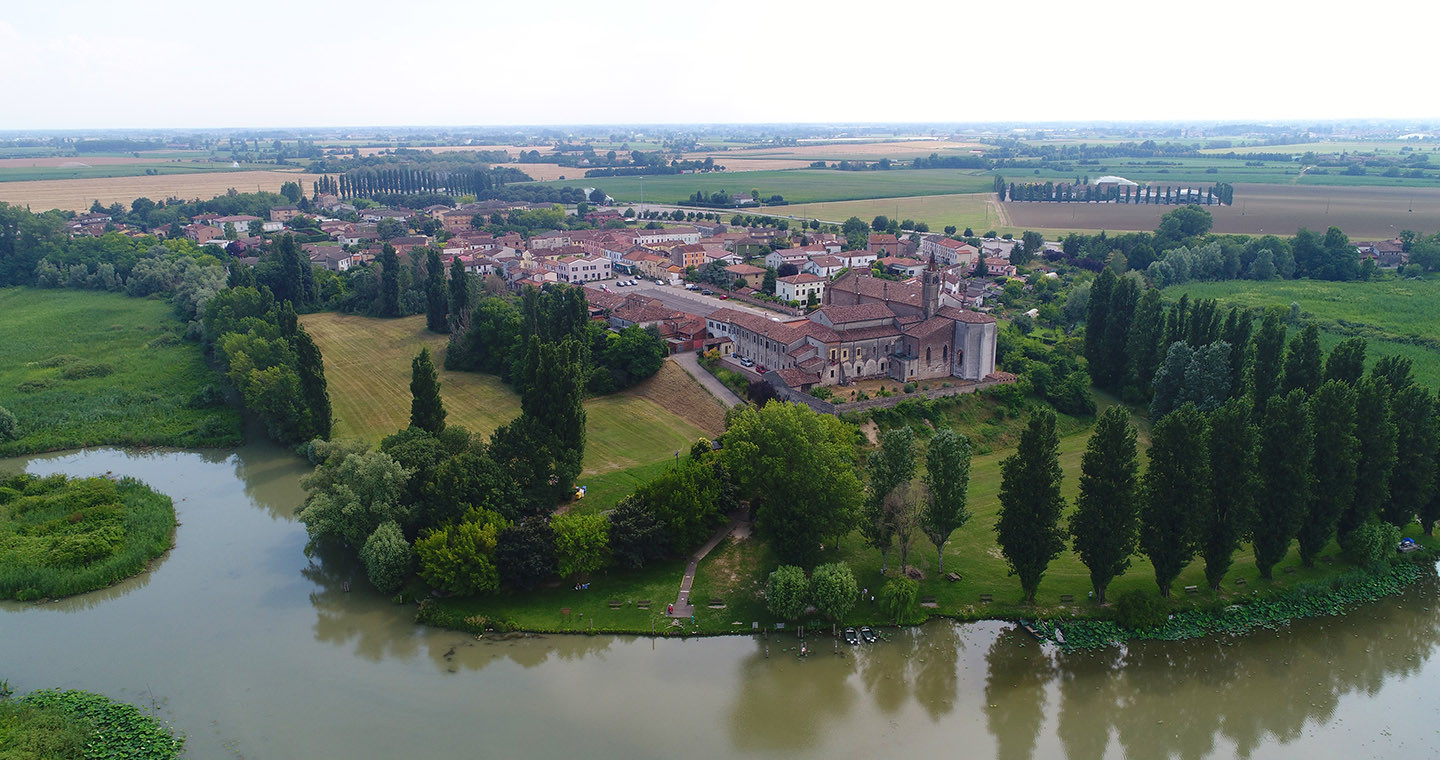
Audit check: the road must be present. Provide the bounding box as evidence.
[669,352,745,407]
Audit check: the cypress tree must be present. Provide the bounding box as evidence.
[292,328,333,440]
[521,337,588,496]
[1343,376,1397,545]
[276,300,298,338]
[425,248,448,333]
[1254,389,1312,578]
[379,244,401,318]
[1323,337,1367,386]
[1280,324,1323,396]
[1140,403,1209,597]
[994,409,1066,604]
[409,347,446,434]
[277,234,302,305]
[1202,397,1258,589]
[1124,287,1164,399]
[1068,406,1139,603]
[1165,293,1190,347]
[1299,381,1357,565]
[448,256,470,332]
[1219,308,1253,400]
[1384,385,1437,528]
[1250,310,1286,420]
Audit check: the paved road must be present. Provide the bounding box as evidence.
[667,510,750,621]
[670,352,744,407]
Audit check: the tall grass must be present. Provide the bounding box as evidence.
[0,474,175,600]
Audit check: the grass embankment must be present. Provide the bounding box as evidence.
[0,687,184,759]
[1163,278,1440,388]
[300,312,724,481]
[0,473,175,600]
[0,288,241,456]
[420,389,1440,639]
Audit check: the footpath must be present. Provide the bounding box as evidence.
[670,352,745,407]
[667,510,750,620]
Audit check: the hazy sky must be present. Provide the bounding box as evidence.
[4,0,1437,130]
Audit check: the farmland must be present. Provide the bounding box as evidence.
[540,168,995,205]
[0,288,241,456]
[1004,182,1440,238]
[0,162,249,183]
[299,312,722,478]
[1161,278,1440,388]
[683,138,984,162]
[757,193,1005,233]
[0,169,315,213]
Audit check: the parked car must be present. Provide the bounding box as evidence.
[684,283,699,291]
[654,279,665,286]
[739,357,754,368]
[719,294,729,300]
[701,289,714,296]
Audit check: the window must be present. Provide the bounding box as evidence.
[926,346,931,362]
[829,349,837,361]
[943,345,949,362]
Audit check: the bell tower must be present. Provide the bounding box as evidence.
[922,258,940,319]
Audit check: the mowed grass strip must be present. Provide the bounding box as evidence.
[300,313,712,475]
[0,287,240,456]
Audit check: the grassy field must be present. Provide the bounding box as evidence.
[765,193,1003,233]
[0,288,241,456]
[539,168,996,205]
[0,162,246,183]
[0,474,174,600]
[299,313,723,479]
[1162,278,1440,388]
[0,169,313,213]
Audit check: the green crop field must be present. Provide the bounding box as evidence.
[0,163,247,183]
[761,193,1004,233]
[1162,278,1440,388]
[0,287,241,456]
[538,168,996,205]
[299,312,719,479]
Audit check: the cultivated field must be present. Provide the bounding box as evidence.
[687,138,984,162]
[0,288,241,456]
[0,156,179,168]
[298,313,717,477]
[354,144,552,158]
[0,170,314,212]
[543,168,995,205]
[1004,182,1440,238]
[1162,278,1440,388]
[1200,140,1440,157]
[0,163,249,184]
[514,163,581,181]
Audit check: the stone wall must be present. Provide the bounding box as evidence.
[767,375,1013,416]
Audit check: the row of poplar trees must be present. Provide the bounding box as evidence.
[1000,285,1434,603]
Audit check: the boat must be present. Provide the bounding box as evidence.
[859,626,877,643]
[843,627,860,645]
[1019,619,1044,640]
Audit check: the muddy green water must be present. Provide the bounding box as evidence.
[3,444,1438,759]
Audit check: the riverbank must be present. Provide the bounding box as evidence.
[0,687,184,760]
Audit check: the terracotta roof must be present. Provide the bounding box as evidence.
[772,367,820,388]
[708,308,807,345]
[778,273,826,284]
[815,303,895,324]
[828,273,923,308]
[726,263,767,276]
[937,305,998,324]
[903,315,955,339]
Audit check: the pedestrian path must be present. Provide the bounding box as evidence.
[668,510,748,619]
[670,353,745,407]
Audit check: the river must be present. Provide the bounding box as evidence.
[3,444,1437,759]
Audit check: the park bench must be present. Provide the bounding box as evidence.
[1184,585,1199,595]
[945,572,962,582]
[608,600,622,609]
[979,593,994,603]
[1059,594,1074,603]
[920,595,938,608]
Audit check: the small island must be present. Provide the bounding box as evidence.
[0,472,176,600]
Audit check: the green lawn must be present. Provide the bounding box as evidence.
[0,288,241,456]
[1162,278,1440,388]
[538,168,996,205]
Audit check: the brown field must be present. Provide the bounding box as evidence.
[692,158,817,172]
[0,170,315,212]
[0,156,177,168]
[514,163,582,181]
[1003,183,1440,238]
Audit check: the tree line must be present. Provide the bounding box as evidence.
[1002,180,1233,206]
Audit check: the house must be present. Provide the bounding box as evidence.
[609,295,685,330]
[306,245,353,272]
[868,233,900,257]
[633,226,701,246]
[270,205,301,222]
[804,255,847,278]
[725,263,767,289]
[550,255,612,283]
[977,258,1017,278]
[184,223,222,243]
[838,250,877,269]
[921,237,980,268]
[700,246,740,267]
[631,252,675,280]
[1370,239,1406,267]
[764,249,810,271]
[877,256,926,278]
[209,215,263,233]
[668,244,708,270]
[776,273,826,304]
[531,230,573,250]
[360,207,412,222]
[981,239,1017,260]
[389,236,432,255]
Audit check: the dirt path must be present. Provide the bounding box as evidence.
[989,193,1012,228]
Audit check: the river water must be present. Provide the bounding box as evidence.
[3,444,1438,759]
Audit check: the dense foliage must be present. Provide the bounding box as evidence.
[5,688,184,759]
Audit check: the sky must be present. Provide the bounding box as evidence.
[4,0,1438,130]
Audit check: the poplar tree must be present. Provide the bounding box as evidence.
[1342,376,1397,546]
[409,347,446,434]
[1084,269,1116,379]
[995,410,1066,604]
[864,427,917,573]
[1254,389,1312,578]
[1280,324,1323,396]
[1299,381,1357,565]
[1202,397,1257,589]
[1219,307,1253,399]
[1069,406,1139,603]
[292,327,333,440]
[1323,338,1367,386]
[1098,277,1138,390]
[1384,385,1437,528]
[1141,403,1209,596]
[922,428,972,576]
[379,243,401,317]
[425,248,447,333]
[1250,310,1286,420]
[448,256,470,332]
[1124,287,1164,397]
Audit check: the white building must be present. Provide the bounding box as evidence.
[776,273,826,303]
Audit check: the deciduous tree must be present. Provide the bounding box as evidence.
[921,428,972,576]
[810,562,859,622]
[766,565,809,622]
[1384,385,1437,528]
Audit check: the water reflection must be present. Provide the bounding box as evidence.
[728,635,860,752]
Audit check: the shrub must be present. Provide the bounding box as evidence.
[360,520,413,594]
[189,384,226,408]
[35,354,81,368]
[1343,517,1402,567]
[15,378,54,393]
[1114,589,1169,631]
[879,577,919,623]
[59,362,115,380]
[766,564,809,621]
[0,406,16,442]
